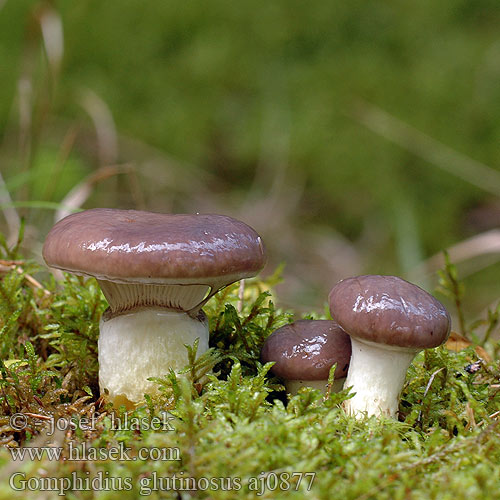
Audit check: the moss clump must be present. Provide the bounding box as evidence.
[0,239,499,499]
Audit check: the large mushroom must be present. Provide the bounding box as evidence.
[261,319,351,394]
[43,208,266,407]
[328,275,450,418]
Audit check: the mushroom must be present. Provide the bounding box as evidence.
[43,208,266,407]
[328,275,450,418]
[260,319,351,394]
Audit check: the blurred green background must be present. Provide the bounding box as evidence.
[1,0,499,321]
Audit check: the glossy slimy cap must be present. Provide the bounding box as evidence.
[261,319,351,381]
[42,208,267,289]
[328,275,450,350]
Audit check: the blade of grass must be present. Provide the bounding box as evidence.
[0,171,21,245]
[351,100,500,197]
[55,164,135,221]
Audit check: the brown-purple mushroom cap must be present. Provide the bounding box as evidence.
[42,208,266,286]
[328,275,450,350]
[261,320,351,381]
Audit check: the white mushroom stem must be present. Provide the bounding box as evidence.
[343,338,418,418]
[98,307,209,407]
[285,378,345,395]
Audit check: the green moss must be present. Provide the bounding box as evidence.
[0,240,499,499]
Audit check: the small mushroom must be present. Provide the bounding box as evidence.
[43,208,266,407]
[329,275,450,418]
[261,319,351,394]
